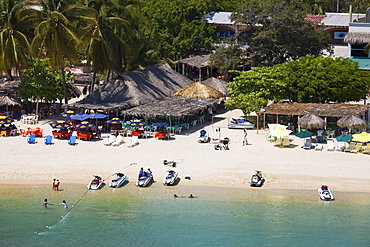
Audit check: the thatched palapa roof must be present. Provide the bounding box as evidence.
[68,63,193,110]
[174,82,224,99]
[175,55,210,68]
[264,103,369,117]
[337,115,367,129]
[121,97,218,117]
[344,32,370,44]
[201,77,229,96]
[297,113,326,129]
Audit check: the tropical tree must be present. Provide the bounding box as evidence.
[226,56,370,114]
[17,58,73,106]
[26,0,92,104]
[0,0,31,80]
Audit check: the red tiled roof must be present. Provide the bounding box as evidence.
[305,15,327,25]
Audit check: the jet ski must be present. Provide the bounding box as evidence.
[249,170,264,187]
[87,175,104,190]
[318,185,335,201]
[109,173,128,188]
[163,170,178,186]
[136,175,153,187]
[228,118,255,129]
[197,129,209,143]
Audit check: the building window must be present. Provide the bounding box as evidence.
[334,32,347,39]
[351,44,368,57]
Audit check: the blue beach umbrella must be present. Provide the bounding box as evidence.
[151,122,169,127]
[50,120,72,129]
[75,121,95,129]
[335,134,353,142]
[128,120,146,128]
[60,110,76,118]
[0,116,13,124]
[89,113,108,119]
[106,118,124,124]
[71,114,91,121]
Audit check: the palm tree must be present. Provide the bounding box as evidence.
[27,0,92,104]
[0,0,31,80]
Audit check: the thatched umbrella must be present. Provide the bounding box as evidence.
[337,115,367,133]
[174,82,223,99]
[201,77,228,96]
[297,113,326,129]
[0,95,22,112]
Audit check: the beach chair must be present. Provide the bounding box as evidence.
[68,136,77,145]
[326,139,334,151]
[315,143,323,151]
[274,137,282,147]
[282,136,290,147]
[112,135,124,146]
[362,143,370,154]
[127,136,139,148]
[344,142,356,152]
[303,139,312,149]
[44,135,53,145]
[335,143,345,151]
[104,135,116,146]
[350,142,363,153]
[27,134,36,144]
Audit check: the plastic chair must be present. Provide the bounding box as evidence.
[44,135,53,145]
[303,139,312,149]
[27,134,36,144]
[104,135,117,146]
[326,139,334,151]
[68,136,77,145]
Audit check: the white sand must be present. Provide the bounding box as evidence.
[1,109,370,193]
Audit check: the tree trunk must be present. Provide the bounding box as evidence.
[7,69,14,81]
[61,67,68,105]
[90,72,96,94]
[105,69,111,83]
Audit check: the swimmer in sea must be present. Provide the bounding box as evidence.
[43,199,53,208]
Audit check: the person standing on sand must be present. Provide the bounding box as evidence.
[43,199,53,208]
[52,179,60,191]
[242,129,248,146]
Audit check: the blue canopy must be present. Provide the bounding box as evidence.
[89,113,108,119]
[71,114,90,121]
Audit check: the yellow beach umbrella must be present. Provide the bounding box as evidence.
[352,132,370,143]
[269,127,292,137]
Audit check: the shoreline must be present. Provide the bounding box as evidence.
[1,109,370,194]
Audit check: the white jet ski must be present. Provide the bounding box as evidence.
[318,185,334,201]
[109,173,128,188]
[136,175,153,187]
[197,129,209,143]
[163,170,178,186]
[87,175,104,190]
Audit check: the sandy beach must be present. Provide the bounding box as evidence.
[1,109,370,193]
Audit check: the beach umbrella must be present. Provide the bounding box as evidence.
[298,113,326,129]
[106,118,124,124]
[71,114,91,121]
[295,130,314,138]
[128,120,146,128]
[60,110,76,118]
[50,120,72,129]
[269,127,292,137]
[0,116,13,124]
[144,125,153,130]
[337,115,366,133]
[174,82,224,99]
[352,132,370,143]
[75,121,95,129]
[0,95,22,112]
[152,122,169,127]
[89,113,108,119]
[335,134,353,142]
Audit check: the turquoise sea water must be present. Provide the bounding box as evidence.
[1,184,370,247]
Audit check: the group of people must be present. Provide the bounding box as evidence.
[138,167,153,178]
[52,178,60,191]
[43,199,68,209]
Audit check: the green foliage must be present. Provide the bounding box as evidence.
[226,56,370,114]
[17,58,73,103]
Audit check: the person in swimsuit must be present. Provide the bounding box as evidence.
[59,200,68,209]
[43,199,53,208]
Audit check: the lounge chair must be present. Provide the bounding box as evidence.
[44,135,53,145]
[303,139,312,149]
[68,136,77,145]
[274,137,282,146]
[104,135,117,146]
[326,139,334,151]
[27,134,36,144]
[344,142,356,152]
[282,136,290,147]
[127,136,139,148]
[315,143,323,151]
[335,143,345,151]
[112,135,124,146]
[350,142,363,153]
[362,143,370,154]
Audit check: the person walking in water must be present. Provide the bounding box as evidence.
[59,200,68,209]
[43,199,53,208]
[242,129,248,146]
